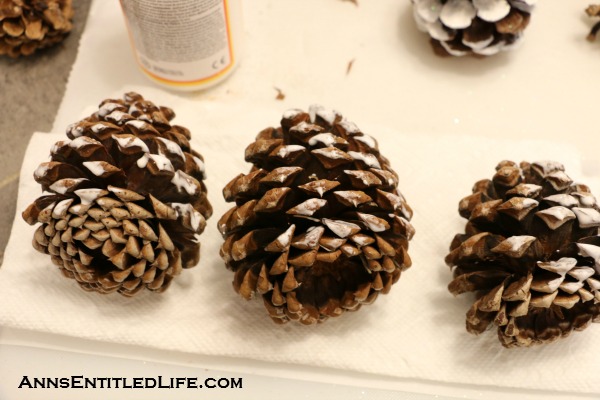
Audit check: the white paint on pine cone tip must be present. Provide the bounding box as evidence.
[533,160,565,175]
[440,0,476,29]
[34,163,50,179]
[572,207,600,228]
[171,202,204,232]
[577,243,600,264]
[274,225,295,248]
[463,34,494,51]
[125,120,149,130]
[537,258,577,276]
[106,111,130,123]
[66,123,83,137]
[74,188,106,205]
[277,145,305,158]
[112,134,150,153]
[136,153,174,172]
[91,123,111,133]
[338,119,360,134]
[440,40,469,56]
[414,0,443,23]
[282,109,303,119]
[544,194,578,208]
[348,151,381,169]
[537,206,576,222]
[573,192,597,207]
[588,278,600,291]
[309,105,339,125]
[503,235,536,252]
[51,141,67,155]
[98,102,123,117]
[568,267,595,282]
[171,170,197,195]
[52,199,73,219]
[355,134,377,149]
[473,40,504,56]
[49,178,86,194]
[192,156,206,177]
[157,137,185,160]
[289,198,327,216]
[323,218,361,238]
[426,20,453,41]
[473,0,510,22]
[357,213,388,232]
[69,136,101,149]
[309,133,338,147]
[83,161,110,176]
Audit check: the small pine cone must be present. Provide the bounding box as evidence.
[412,0,535,57]
[446,161,600,348]
[0,0,74,58]
[22,92,212,296]
[218,106,415,325]
[586,5,600,42]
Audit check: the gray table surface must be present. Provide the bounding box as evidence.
[0,0,92,265]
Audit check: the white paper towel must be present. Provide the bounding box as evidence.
[2,86,600,396]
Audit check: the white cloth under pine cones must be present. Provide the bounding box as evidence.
[1,86,600,395]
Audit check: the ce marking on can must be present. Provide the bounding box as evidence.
[212,56,227,69]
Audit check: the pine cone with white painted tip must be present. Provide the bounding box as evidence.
[446,160,600,347]
[22,92,212,296]
[218,106,415,325]
[0,0,74,58]
[412,0,535,57]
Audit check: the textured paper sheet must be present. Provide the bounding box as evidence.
[2,86,600,395]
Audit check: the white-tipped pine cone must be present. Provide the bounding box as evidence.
[446,161,600,347]
[0,0,74,57]
[412,0,535,57]
[22,92,212,296]
[218,106,415,325]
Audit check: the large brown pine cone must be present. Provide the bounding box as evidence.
[22,92,212,296]
[446,161,600,347]
[412,0,535,57]
[218,106,415,325]
[0,0,73,57]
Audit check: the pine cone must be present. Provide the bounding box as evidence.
[0,0,73,58]
[218,106,415,325]
[586,5,600,42]
[446,161,600,347]
[412,0,535,57]
[22,92,212,296]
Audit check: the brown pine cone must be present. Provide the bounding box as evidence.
[446,161,600,347]
[218,106,415,325]
[22,92,212,296]
[0,0,74,58]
